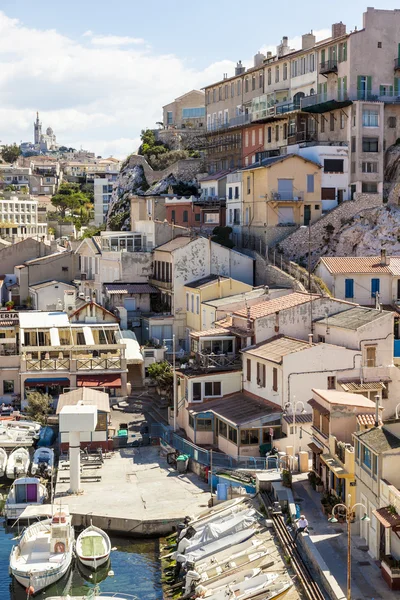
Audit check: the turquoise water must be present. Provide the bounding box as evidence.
[0,519,163,599]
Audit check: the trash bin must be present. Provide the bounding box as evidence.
[176,454,189,474]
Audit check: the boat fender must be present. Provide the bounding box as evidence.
[195,585,207,596]
[175,553,186,563]
[108,569,115,577]
[26,586,35,597]
[111,546,117,551]
[54,541,65,553]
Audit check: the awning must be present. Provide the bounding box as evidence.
[309,443,323,454]
[25,378,70,387]
[50,327,60,347]
[83,326,95,346]
[77,375,121,388]
[320,453,351,478]
[373,507,400,530]
[119,338,143,364]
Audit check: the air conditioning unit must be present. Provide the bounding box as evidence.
[78,292,85,299]
[85,296,91,302]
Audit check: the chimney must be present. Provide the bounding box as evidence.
[332,22,346,38]
[282,36,288,47]
[302,32,316,50]
[235,61,246,76]
[374,394,380,428]
[254,51,266,67]
[380,248,387,266]
[308,333,313,346]
[266,51,272,59]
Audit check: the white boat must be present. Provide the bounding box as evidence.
[197,573,291,600]
[194,536,270,571]
[76,523,111,570]
[177,528,258,564]
[6,447,30,479]
[5,477,48,521]
[46,594,139,599]
[0,447,7,476]
[31,447,54,478]
[184,498,247,529]
[9,510,74,594]
[0,426,33,448]
[4,420,41,437]
[196,569,279,597]
[179,500,251,541]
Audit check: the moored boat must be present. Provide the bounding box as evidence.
[76,523,111,570]
[5,476,48,521]
[31,447,54,478]
[0,447,8,477]
[6,447,30,479]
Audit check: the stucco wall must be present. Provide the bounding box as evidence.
[0,239,52,274]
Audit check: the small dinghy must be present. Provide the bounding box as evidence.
[6,447,30,479]
[76,523,111,570]
[31,447,54,478]
[0,447,7,477]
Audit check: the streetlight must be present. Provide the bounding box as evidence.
[163,335,177,431]
[283,399,306,471]
[328,493,370,600]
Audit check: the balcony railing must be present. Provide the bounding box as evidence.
[76,357,121,370]
[319,60,338,75]
[149,277,173,290]
[27,358,70,371]
[268,190,304,202]
[287,131,318,145]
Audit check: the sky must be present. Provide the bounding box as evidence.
[0,0,398,158]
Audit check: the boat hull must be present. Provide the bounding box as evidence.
[12,557,72,594]
[77,552,110,569]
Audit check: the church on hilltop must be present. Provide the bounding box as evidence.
[34,112,58,151]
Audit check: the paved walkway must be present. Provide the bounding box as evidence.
[292,475,397,600]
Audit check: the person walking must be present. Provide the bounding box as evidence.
[294,515,309,541]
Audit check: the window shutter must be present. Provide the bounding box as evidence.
[367,76,372,98]
[343,42,347,61]
[338,43,343,63]
[338,77,342,100]
[379,85,384,96]
[321,49,325,65]
[389,85,394,96]
[323,82,327,99]
[343,76,347,98]
[262,364,266,387]
[395,78,400,95]
[317,83,322,96]
[357,76,362,99]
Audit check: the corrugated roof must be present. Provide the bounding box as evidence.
[312,389,376,408]
[243,335,312,364]
[354,426,400,453]
[155,236,192,252]
[373,507,400,529]
[190,392,281,426]
[56,388,110,414]
[203,288,268,308]
[190,327,231,339]
[319,256,394,274]
[340,381,386,393]
[185,275,229,289]
[234,292,320,320]
[283,413,312,424]
[104,283,159,295]
[315,307,390,330]
[357,414,383,426]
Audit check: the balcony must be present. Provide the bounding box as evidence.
[301,92,352,114]
[76,356,122,370]
[287,131,318,145]
[149,278,173,291]
[319,60,338,75]
[268,190,304,202]
[74,273,94,283]
[27,358,70,371]
[197,352,241,371]
[395,58,400,71]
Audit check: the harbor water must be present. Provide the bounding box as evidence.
[0,518,163,599]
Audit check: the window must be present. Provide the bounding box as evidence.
[267,127,272,143]
[259,72,263,88]
[362,444,371,469]
[275,126,279,142]
[366,346,376,368]
[182,107,206,119]
[186,293,189,311]
[320,116,325,133]
[388,116,397,128]
[237,80,241,95]
[340,114,345,129]
[224,85,228,99]
[283,63,287,80]
[362,182,378,193]
[182,210,188,223]
[62,266,68,272]
[188,414,194,429]
[204,213,219,223]
[363,110,379,127]
[247,176,251,194]
[233,208,240,224]
[252,76,256,91]
[192,382,202,401]
[241,429,259,445]
[362,162,378,173]
[275,66,279,83]
[218,420,227,438]
[196,296,199,315]
[377,41,382,49]
[231,82,235,98]
[273,368,278,392]
[195,213,200,222]
[307,174,314,193]
[247,359,251,381]
[197,418,213,431]
[252,130,255,145]
[283,123,287,139]
[373,454,378,477]
[327,376,336,390]
[345,278,354,299]
[229,208,233,224]
[245,130,249,147]
[362,138,378,152]
[205,381,221,397]
[3,380,14,394]
[257,362,266,387]
[171,209,176,223]
[191,294,194,313]
[268,69,271,85]
[371,278,380,298]
[228,426,238,444]
[234,186,239,199]
[330,114,335,131]
[219,87,222,100]
[228,187,233,200]
[167,111,173,125]
[245,78,249,93]
[324,159,344,173]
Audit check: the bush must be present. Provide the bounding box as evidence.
[282,469,292,488]
[25,391,52,425]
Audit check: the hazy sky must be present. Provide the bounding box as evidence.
[0,0,398,157]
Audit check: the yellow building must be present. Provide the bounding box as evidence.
[242,154,322,229]
[321,434,356,506]
[184,275,253,332]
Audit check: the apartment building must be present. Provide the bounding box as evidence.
[0,310,20,404]
[0,193,48,239]
[0,164,60,196]
[203,8,400,202]
[163,90,205,130]
[93,172,118,225]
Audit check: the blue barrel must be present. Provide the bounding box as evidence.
[217,483,228,501]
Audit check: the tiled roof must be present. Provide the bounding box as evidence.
[185,275,229,289]
[373,507,400,529]
[318,256,399,274]
[354,426,400,453]
[155,236,192,252]
[315,307,390,330]
[190,327,231,339]
[243,335,312,364]
[357,414,383,427]
[234,292,320,320]
[104,283,159,295]
[241,154,321,172]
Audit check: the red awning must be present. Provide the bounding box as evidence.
[77,375,122,388]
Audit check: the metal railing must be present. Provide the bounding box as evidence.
[269,189,304,202]
[148,277,173,290]
[26,358,70,371]
[287,131,318,145]
[197,352,242,370]
[319,59,338,74]
[76,357,121,370]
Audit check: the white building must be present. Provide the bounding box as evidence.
[93,172,119,225]
[0,194,47,239]
[287,142,349,210]
[314,251,400,306]
[226,172,243,238]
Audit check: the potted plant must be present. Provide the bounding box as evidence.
[315,477,324,493]
[5,300,14,311]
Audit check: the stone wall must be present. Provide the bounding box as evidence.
[126,155,205,185]
[238,247,305,291]
[277,193,383,265]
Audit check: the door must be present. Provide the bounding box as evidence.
[304,205,311,226]
[124,298,136,312]
[337,189,344,204]
[277,179,293,200]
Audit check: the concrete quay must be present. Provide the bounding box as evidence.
[54,445,210,536]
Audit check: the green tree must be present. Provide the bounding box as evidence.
[51,183,92,219]
[147,361,173,399]
[211,226,234,249]
[1,143,21,164]
[25,391,52,425]
[80,224,106,239]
